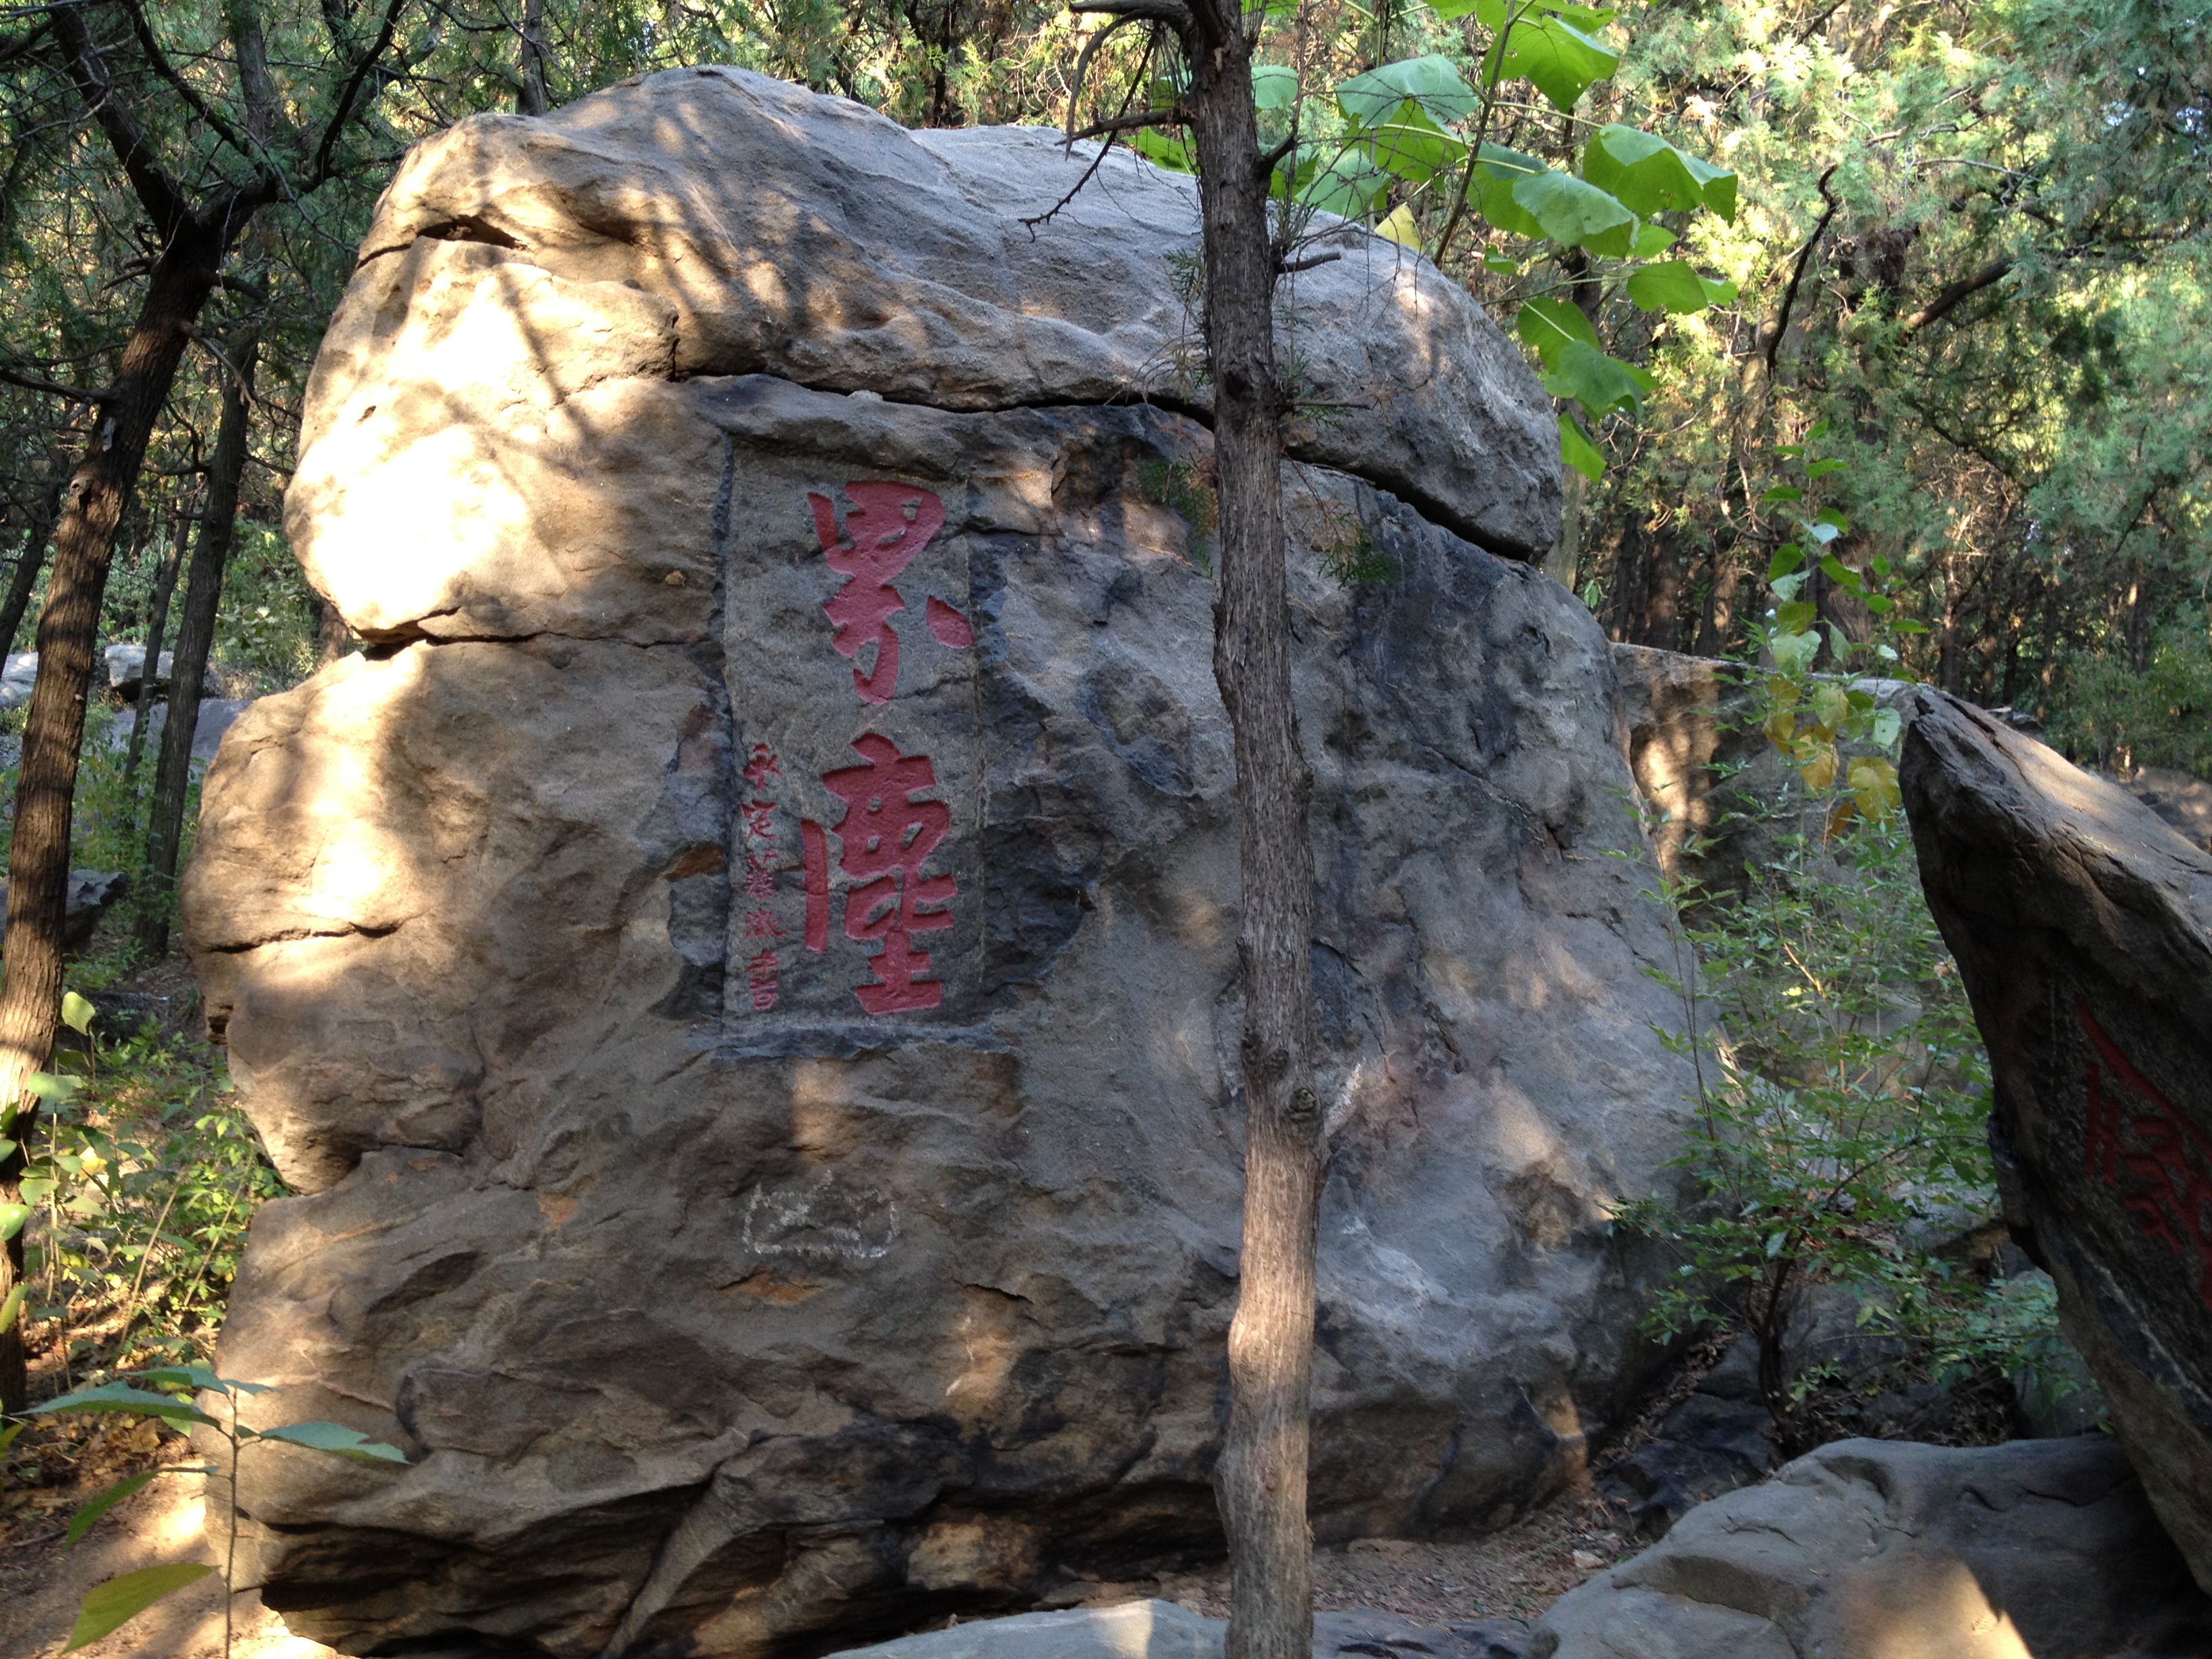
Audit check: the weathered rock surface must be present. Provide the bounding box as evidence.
[1902,689,2212,1594]
[184,70,1698,1659]
[822,1601,1530,1659]
[1535,1435,2212,1659]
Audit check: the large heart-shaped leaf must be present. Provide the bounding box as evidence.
[1498,16,1620,113]
[1252,64,1300,110]
[1540,338,1645,417]
[1517,296,1601,369]
[1626,259,1715,314]
[1466,142,1549,239]
[1511,170,1635,253]
[1357,119,1468,184]
[1558,412,1605,481]
[1338,56,1477,129]
[1584,124,1738,221]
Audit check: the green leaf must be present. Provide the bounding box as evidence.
[1540,339,1645,417]
[1584,124,1738,221]
[18,1175,53,1206]
[1558,411,1605,482]
[1626,259,1715,314]
[31,1381,221,1429]
[0,1420,24,1456]
[1820,553,1862,588]
[1252,64,1299,110]
[1517,296,1601,369]
[0,1284,22,1334]
[1805,419,1831,441]
[60,991,96,1036]
[249,1420,409,1463]
[1298,148,1391,218]
[1512,169,1636,254]
[1499,16,1622,112]
[1337,56,1477,129]
[1805,457,1848,478]
[1803,520,1842,545]
[1465,141,1551,239]
[1702,276,1740,306]
[1631,222,1677,258]
[1872,708,1903,747]
[66,1470,159,1548]
[1767,546,1806,580]
[64,1563,216,1651]
[0,1202,26,1244]
[1776,599,1818,634]
[25,1071,79,1104]
[1814,508,1849,532]
[1357,119,1467,185]
[1762,485,1804,503]
[134,1365,267,1396]
[1483,248,1519,274]
[1129,127,1191,174]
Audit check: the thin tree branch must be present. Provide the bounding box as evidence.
[306,0,413,190]
[1764,163,1839,380]
[116,0,261,171]
[1069,0,1195,29]
[0,364,112,403]
[1899,257,2013,338]
[1069,107,1187,142]
[48,3,193,236]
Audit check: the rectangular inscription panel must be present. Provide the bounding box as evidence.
[720,478,987,1053]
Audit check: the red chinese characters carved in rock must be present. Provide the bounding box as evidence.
[802,734,955,1014]
[739,741,787,1010]
[808,482,947,707]
[2081,1001,2212,1310]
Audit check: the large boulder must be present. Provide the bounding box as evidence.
[1901,689,2212,1593]
[185,69,1695,1658]
[1532,1435,2212,1658]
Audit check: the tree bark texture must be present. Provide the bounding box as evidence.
[121,496,192,793]
[518,0,551,115]
[138,327,258,964]
[0,227,222,1412]
[1183,12,1325,1659]
[0,472,64,660]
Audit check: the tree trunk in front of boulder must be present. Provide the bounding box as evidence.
[0,231,222,1413]
[1185,16,1326,1659]
[137,328,258,965]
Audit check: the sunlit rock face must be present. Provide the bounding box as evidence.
[183,68,1696,1658]
[1902,691,2212,1598]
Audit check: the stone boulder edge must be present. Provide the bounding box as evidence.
[1899,689,2212,1592]
[290,66,1559,646]
[1530,1437,2212,1659]
[184,72,1693,1659]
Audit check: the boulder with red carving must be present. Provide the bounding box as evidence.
[180,68,1696,1659]
[1901,688,2212,1593]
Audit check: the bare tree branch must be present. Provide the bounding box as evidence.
[1900,257,2015,338]
[48,3,193,236]
[117,0,264,175]
[0,363,112,403]
[307,0,412,190]
[1765,163,1839,380]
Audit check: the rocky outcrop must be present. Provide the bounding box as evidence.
[1901,689,2212,1595]
[184,69,1698,1659]
[1535,1436,2212,1658]
[824,1601,1530,1659]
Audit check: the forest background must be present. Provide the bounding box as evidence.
[2,0,2207,797]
